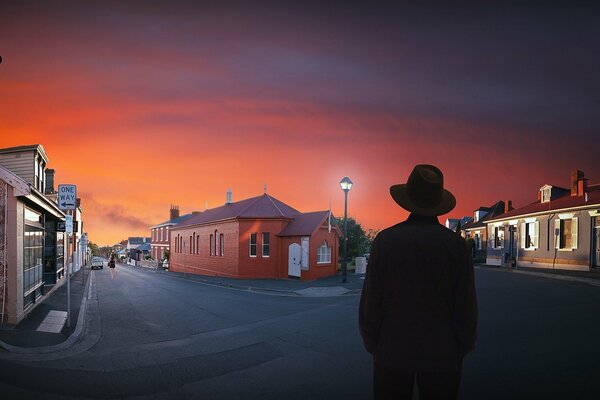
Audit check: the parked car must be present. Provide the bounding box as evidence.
[91,256,104,270]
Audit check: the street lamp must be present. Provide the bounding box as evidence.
[339,176,353,283]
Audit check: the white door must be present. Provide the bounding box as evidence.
[288,243,301,278]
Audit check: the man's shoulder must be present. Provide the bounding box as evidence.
[378,221,465,243]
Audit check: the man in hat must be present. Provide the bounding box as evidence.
[359,164,477,400]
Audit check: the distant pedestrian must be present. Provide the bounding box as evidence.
[109,254,116,280]
[359,164,478,400]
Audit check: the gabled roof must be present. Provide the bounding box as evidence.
[176,193,300,229]
[278,211,341,237]
[488,184,600,222]
[463,201,506,230]
[152,212,195,229]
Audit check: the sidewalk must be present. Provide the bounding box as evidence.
[148,265,366,297]
[476,263,600,286]
[0,267,90,351]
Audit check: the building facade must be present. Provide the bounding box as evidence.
[486,170,600,271]
[0,145,69,325]
[169,193,341,281]
[461,201,510,263]
[150,205,194,261]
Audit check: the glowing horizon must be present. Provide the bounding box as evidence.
[1,3,598,246]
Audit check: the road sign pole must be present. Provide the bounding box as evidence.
[66,230,70,328]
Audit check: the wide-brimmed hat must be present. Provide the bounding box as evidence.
[390,164,456,216]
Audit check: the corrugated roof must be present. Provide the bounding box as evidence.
[176,193,300,228]
[488,184,600,222]
[278,211,331,236]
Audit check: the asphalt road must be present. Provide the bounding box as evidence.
[1,264,600,399]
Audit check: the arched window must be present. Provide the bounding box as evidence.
[220,233,224,256]
[210,234,214,256]
[196,234,200,254]
[317,240,331,264]
[215,230,219,256]
[192,232,196,254]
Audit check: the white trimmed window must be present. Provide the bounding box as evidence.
[160,228,163,242]
[491,226,504,249]
[250,233,257,257]
[220,233,224,256]
[521,221,539,250]
[555,216,578,250]
[317,241,332,264]
[474,231,482,250]
[262,233,270,257]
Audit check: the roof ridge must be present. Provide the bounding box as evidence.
[236,194,264,217]
[265,193,285,217]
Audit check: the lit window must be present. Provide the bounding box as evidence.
[317,241,332,264]
[555,217,578,250]
[521,221,539,249]
[250,233,257,257]
[262,233,270,257]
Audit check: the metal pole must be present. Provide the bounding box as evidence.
[66,230,70,328]
[342,190,348,283]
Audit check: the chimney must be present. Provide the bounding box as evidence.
[170,205,180,220]
[578,178,588,197]
[571,170,584,196]
[45,169,55,194]
[505,200,513,213]
[226,189,232,204]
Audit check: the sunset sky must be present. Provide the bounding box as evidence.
[1,2,599,246]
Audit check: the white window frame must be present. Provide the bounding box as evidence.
[521,219,539,250]
[491,225,505,249]
[555,214,578,251]
[250,233,257,257]
[262,233,270,258]
[317,241,332,264]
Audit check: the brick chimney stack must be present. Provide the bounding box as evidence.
[45,169,55,194]
[571,170,584,196]
[505,200,513,213]
[170,205,180,220]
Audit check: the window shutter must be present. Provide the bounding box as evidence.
[520,223,526,249]
[572,217,578,249]
[554,219,560,249]
[534,221,539,249]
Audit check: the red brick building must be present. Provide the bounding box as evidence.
[169,193,341,280]
[150,205,194,261]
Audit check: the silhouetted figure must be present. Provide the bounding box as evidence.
[359,164,477,400]
[109,254,116,280]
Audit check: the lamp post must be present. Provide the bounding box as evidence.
[339,176,353,283]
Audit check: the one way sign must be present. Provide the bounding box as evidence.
[58,184,77,211]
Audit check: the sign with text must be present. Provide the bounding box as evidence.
[65,215,73,234]
[58,184,77,210]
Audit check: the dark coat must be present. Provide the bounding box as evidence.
[359,214,477,372]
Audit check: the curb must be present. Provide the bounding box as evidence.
[0,270,93,354]
[475,265,600,287]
